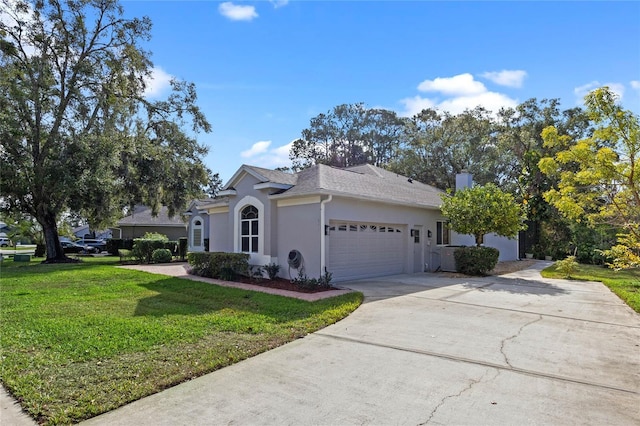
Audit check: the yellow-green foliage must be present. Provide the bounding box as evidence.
[539,87,640,269]
[555,255,578,278]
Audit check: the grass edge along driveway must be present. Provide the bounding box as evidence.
[0,258,363,425]
[542,262,640,313]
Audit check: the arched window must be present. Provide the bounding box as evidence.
[191,216,204,251]
[241,205,258,253]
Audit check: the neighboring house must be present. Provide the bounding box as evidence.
[112,205,187,241]
[184,198,215,252]
[71,224,112,240]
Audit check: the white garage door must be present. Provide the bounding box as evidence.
[328,221,405,281]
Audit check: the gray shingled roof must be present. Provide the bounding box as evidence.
[273,164,443,208]
[185,198,217,213]
[117,206,186,226]
[243,165,298,186]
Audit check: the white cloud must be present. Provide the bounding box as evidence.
[399,73,519,117]
[398,96,437,117]
[241,140,271,158]
[218,2,258,21]
[436,92,518,116]
[240,140,293,169]
[143,67,173,98]
[417,73,486,96]
[574,81,625,103]
[480,70,527,88]
[631,81,640,93]
[270,0,289,8]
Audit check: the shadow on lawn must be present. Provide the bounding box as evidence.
[133,277,330,320]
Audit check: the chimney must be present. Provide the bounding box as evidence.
[456,170,473,191]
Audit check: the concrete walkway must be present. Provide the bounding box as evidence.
[4,262,639,425]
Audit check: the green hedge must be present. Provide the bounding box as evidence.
[106,239,134,256]
[131,239,178,263]
[187,252,250,280]
[454,246,500,276]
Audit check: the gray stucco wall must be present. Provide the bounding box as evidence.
[209,212,229,252]
[276,202,322,280]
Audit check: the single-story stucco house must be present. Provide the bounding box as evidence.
[186,164,518,282]
[112,205,187,241]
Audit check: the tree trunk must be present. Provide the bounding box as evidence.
[38,212,72,263]
[475,233,484,247]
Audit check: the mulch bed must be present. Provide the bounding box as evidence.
[233,276,339,293]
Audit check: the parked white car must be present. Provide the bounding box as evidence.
[0,237,12,247]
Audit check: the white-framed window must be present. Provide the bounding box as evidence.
[436,221,450,245]
[190,216,204,251]
[240,205,259,253]
[233,196,265,259]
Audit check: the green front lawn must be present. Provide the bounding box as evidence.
[0,257,362,424]
[542,263,640,313]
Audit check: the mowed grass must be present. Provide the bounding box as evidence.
[0,257,363,424]
[542,263,640,313]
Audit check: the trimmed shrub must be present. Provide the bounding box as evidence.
[132,239,166,264]
[35,244,45,257]
[142,232,168,241]
[454,246,500,276]
[178,237,188,260]
[106,239,120,256]
[107,239,134,256]
[187,252,250,280]
[151,248,173,263]
[118,249,134,263]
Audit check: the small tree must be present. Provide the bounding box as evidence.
[539,87,639,269]
[440,183,525,246]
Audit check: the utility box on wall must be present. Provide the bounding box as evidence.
[441,246,459,272]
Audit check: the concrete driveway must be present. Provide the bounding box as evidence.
[75,262,638,424]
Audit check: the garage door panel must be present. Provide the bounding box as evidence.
[328,221,405,281]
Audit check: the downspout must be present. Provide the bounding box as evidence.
[320,195,333,274]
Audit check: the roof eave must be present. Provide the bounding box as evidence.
[270,189,441,210]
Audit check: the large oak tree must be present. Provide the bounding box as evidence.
[0,0,212,262]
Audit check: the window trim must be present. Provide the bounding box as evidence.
[436,221,450,246]
[190,215,204,251]
[233,195,264,257]
[240,205,259,253]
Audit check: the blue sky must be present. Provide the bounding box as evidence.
[122,1,640,182]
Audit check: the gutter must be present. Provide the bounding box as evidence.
[320,194,332,274]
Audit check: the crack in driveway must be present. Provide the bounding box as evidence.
[417,368,497,425]
[500,315,543,368]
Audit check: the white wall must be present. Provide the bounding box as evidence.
[451,232,519,261]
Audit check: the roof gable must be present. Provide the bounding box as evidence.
[223,164,297,190]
